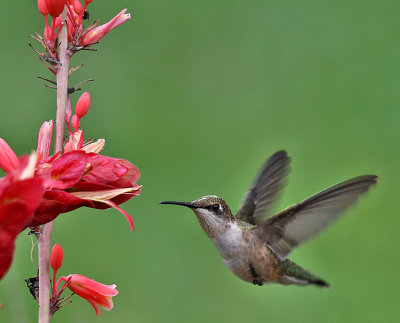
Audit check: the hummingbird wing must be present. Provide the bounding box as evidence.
[255,175,377,260]
[236,150,291,225]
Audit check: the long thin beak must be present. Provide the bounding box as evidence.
[160,201,200,209]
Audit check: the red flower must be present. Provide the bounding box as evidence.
[0,92,140,233]
[38,0,49,16]
[81,9,131,47]
[75,92,90,118]
[0,138,20,173]
[50,243,63,271]
[0,154,45,280]
[30,150,141,230]
[60,274,118,316]
[49,243,119,316]
[45,0,66,18]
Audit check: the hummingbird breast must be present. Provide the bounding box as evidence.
[211,223,279,284]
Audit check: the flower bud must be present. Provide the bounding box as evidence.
[53,16,62,29]
[38,0,48,16]
[0,138,20,173]
[45,0,66,18]
[50,244,63,271]
[71,114,80,130]
[73,0,83,14]
[36,120,53,158]
[75,92,91,118]
[44,25,53,43]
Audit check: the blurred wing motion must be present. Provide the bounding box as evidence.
[255,175,377,259]
[236,151,291,225]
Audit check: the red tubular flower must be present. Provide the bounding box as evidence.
[0,138,21,173]
[29,152,141,230]
[50,244,63,271]
[45,0,66,18]
[38,0,48,16]
[81,9,131,46]
[61,274,118,316]
[1,110,140,233]
[0,154,45,280]
[75,92,90,118]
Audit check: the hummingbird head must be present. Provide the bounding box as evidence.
[160,195,235,238]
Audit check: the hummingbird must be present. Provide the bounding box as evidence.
[160,151,377,287]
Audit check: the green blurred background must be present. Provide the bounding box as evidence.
[1,0,399,322]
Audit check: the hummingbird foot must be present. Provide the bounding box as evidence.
[252,280,263,286]
[249,263,263,285]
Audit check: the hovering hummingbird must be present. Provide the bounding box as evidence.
[161,151,377,287]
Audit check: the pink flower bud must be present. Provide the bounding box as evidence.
[0,138,20,173]
[53,16,61,29]
[66,96,72,127]
[36,120,53,158]
[38,0,48,15]
[50,244,63,271]
[44,25,53,43]
[71,114,80,130]
[73,0,82,14]
[45,0,66,18]
[84,0,94,4]
[75,92,90,118]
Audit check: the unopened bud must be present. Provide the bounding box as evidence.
[73,0,82,14]
[71,114,80,130]
[44,25,53,43]
[75,92,91,118]
[0,138,20,173]
[50,244,63,271]
[38,0,48,16]
[53,16,61,29]
[45,0,66,18]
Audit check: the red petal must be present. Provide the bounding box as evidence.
[45,0,66,18]
[28,190,88,227]
[68,274,118,296]
[0,203,34,280]
[62,274,117,315]
[0,177,44,213]
[83,154,129,184]
[50,150,88,189]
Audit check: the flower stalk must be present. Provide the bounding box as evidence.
[0,0,136,319]
[38,6,69,323]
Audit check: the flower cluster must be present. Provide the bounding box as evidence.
[49,243,118,316]
[0,91,140,280]
[34,0,131,74]
[1,0,136,318]
[32,91,141,229]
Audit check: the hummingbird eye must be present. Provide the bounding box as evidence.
[211,204,220,212]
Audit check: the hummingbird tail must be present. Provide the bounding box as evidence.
[278,259,330,288]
